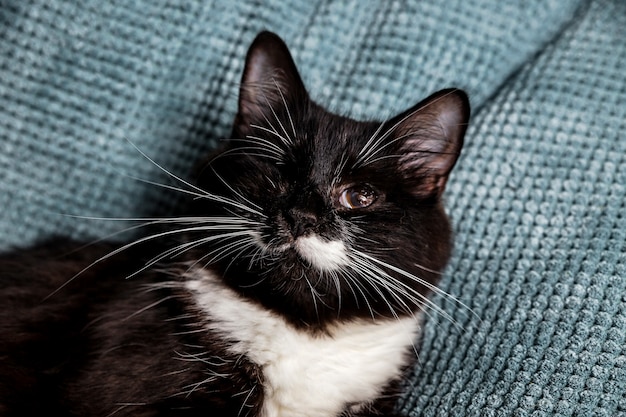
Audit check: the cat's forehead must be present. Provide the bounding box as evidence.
[294,109,377,153]
[288,113,370,179]
[237,103,391,189]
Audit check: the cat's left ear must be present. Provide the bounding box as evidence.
[391,89,470,199]
[234,31,308,136]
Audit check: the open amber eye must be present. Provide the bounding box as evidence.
[338,185,378,209]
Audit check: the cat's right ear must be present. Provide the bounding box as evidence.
[390,88,470,199]
[234,31,308,136]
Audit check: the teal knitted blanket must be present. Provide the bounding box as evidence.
[1,0,625,415]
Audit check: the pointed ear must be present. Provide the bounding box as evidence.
[391,89,470,199]
[234,31,307,136]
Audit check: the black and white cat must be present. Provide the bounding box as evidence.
[0,32,469,416]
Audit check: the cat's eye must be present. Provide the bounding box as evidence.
[338,185,378,209]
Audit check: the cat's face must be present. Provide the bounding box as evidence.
[189,32,469,328]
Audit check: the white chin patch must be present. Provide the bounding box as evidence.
[295,235,350,271]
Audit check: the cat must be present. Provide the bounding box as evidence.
[0,31,469,417]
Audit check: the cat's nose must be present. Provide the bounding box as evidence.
[286,207,318,238]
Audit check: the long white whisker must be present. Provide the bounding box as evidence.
[250,123,290,146]
[61,214,259,225]
[273,78,297,141]
[354,90,462,169]
[304,274,321,319]
[264,84,293,146]
[123,137,267,218]
[127,230,255,279]
[331,153,349,189]
[44,225,248,300]
[358,251,474,315]
[123,137,210,198]
[205,235,257,265]
[213,146,284,162]
[106,403,147,417]
[237,384,258,417]
[329,271,342,317]
[210,168,265,215]
[181,235,257,274]
[114,172,208,199]
[349,255,408,319]
[233,136,286,156]
[222,239,260,271]
[355,119,387,164]
[351,250,473,329]
[124,295,177,321]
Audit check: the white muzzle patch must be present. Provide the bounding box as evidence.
[295,235,350,271]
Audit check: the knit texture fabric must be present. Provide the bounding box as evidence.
[1,0,624,415]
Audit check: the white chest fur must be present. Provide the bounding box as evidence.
[185,269,421,417]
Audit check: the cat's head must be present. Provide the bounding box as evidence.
[190,32,469,328]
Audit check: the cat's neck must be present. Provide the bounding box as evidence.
[184,266,421,417]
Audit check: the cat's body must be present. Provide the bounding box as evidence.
[0,32,469,416]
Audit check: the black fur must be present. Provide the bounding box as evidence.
[0,239,264,416]
[0,32,469,416]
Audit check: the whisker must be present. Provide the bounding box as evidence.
[122,137,210,199]
[60,214,258,225]
[272,77,297,141]
[359,251,475,316]
[106,403,147,417]
[353,89,463,169]
[354,131,414,169]
[264,83,293,146]
[44,224,252,300]
[349,250,438,320]
[113,172,208,199]
[128,230,255,279]
[329,271,342,317]
[351,249,476,330]
[211,146,284,162]
[50,215,257,263]
[178,375,220,398]
[233,136,286,156]
[355,119,387,166]
[250,121,291,146]
[220,239,260,273]
[357,153,404,167]
[123,137,266,218]
[331,153,350,189]
[124,295,177,321]
[237,384,258,417]
[210,167,265,215]
[174,351,231,367]
[348,255,407,320]
[342,270,376,319]
[304,274,321,319]
[181,235,258,275]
